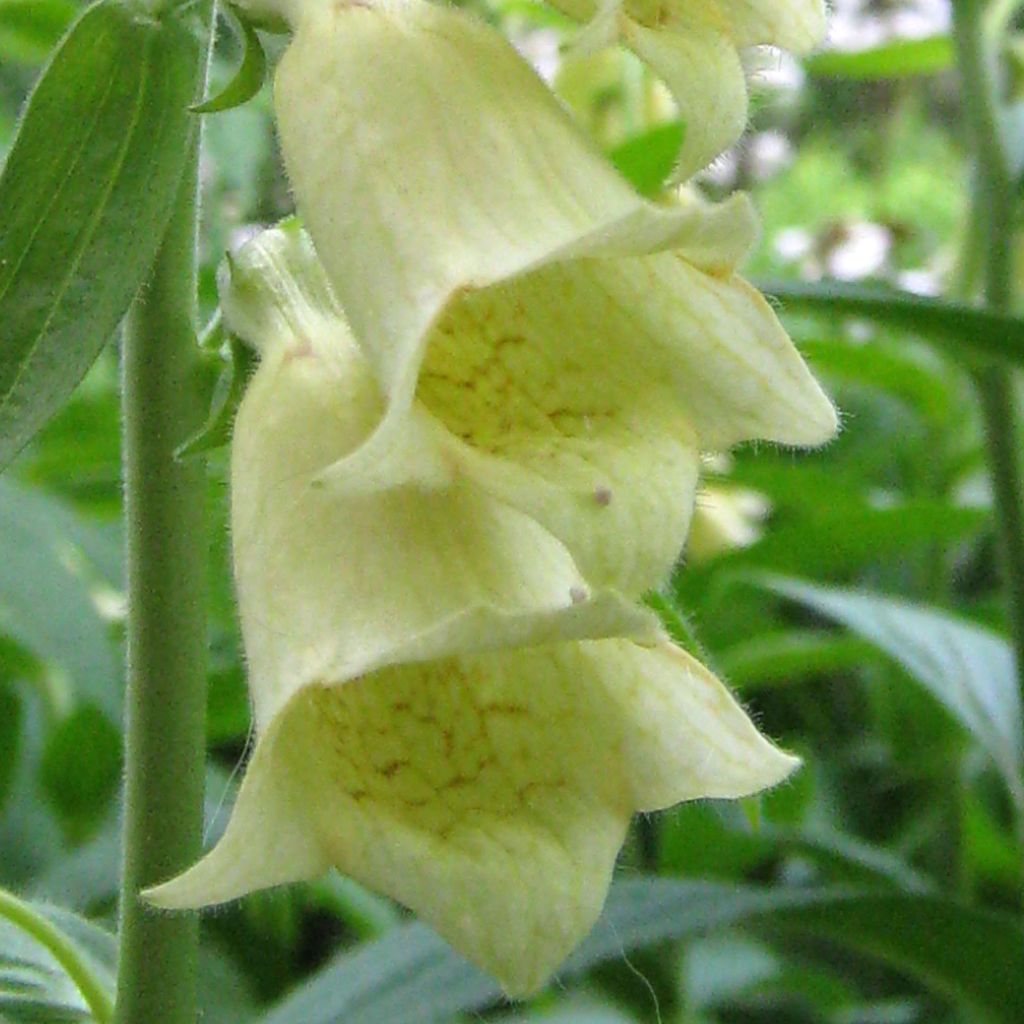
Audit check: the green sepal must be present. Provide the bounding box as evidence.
[175,335,256,460]
[191,6,267,114]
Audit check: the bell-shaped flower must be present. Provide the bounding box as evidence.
[554,0,827,177]
[149,0,836,995]
[147,225,802,995]
[267,0,835,538]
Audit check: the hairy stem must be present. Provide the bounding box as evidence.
[113,36,210,1024]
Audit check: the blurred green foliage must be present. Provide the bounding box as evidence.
[2,2,1024,1023]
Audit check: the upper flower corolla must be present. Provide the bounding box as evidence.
[553,0,827,177]
[146,226,799,995]
[265,0,835,591]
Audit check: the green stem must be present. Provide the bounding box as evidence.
[0,887,114,1023]
[953,1,1024,761]
[113,41,210,1024]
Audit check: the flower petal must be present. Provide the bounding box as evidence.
[274,1,828,488]
[417,273,702,595]
[552,0,825,174]
[623,18,748,180]
[595,640,798,807]
[144,726,329,909]
[230,269,661,728]
[247,221,831,601]
[419,254,836,487]
[146,638,792,995]
[694,0,827,51]
[538,253,835,449]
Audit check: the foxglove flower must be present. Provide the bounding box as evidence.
[150,226,807,994]
[148,0,835,996]
[555,0,827,177]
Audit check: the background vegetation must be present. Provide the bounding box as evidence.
[2,0,1024,1021]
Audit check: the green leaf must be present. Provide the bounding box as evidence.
[661,801,934,892]
[1002,100,1024,184]
[799,338,955,424]
[756,576,1024,804]
[260,880,1024,1024]
[760,281,1024,365]
[0,0,201,469]
[27,824,121,912]
[0,682,22,813]
[0,693,63,889]
[501,1004,636,1024]
[0,892,115,1023]
[307,877,402,942]
[0,479,119,718]
[39,707,121,843]
[643,589,707,661]
[0,0,77,64]
[677,502,986,594]
[760,826,935,894]
[607,121,684,197]
[718,629,880,690]
[804,36,954,80]
[191,9,266,114]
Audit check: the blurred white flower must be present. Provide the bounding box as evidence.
[747,47,806,96]
[775,226,815,262]
[828,0,949,50]
[687,484,770,563]
[897,268,942,296]
[826,221,893,281]
[511,26,563,82]
[748,130,795,181]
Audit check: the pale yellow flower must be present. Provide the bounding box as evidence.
[554,47,675,149]
[148,226,801,995]
[270,0,836,492]
[552,0,827,177]
[148,0,836,996]
[687,482,769,562]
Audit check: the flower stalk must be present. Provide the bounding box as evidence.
[952,0,1024,781]
[113,20,211,1024]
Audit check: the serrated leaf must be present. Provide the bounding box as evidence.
[760,281,1024,365]
[756,576,1024,804]
[192,9,266,114]
[259,879,1024,1024]
[805,36,954,80]
[0,0,201,469]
